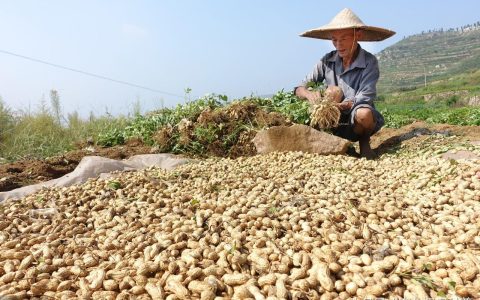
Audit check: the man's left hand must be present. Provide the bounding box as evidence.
[336,100,353,111]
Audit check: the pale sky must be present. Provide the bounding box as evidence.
[0,1,478,117]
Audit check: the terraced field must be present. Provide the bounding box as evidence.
[377,26,480,93]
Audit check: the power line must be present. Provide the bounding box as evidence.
[0,49,184,98]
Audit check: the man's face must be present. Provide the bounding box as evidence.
[330,29,361,59]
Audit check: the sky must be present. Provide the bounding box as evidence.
[0,1,479,117]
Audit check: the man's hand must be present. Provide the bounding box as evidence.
[305,91,323,105]
[336,100,353,111]
[294,86,322,105]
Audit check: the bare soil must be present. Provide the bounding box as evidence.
[371,121,480,154]
[0,120,478,192]
[0,143,153,192]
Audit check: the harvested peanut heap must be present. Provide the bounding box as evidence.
[310,101,341,129]
[309,87,342,129]
[1,140,480,299]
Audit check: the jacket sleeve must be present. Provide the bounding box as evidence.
[302,61,325,86]
[293,58,326,93]
[352,56,379,107]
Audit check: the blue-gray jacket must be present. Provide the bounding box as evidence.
[299,45,379,109]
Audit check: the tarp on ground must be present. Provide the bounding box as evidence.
[0,154,190,203]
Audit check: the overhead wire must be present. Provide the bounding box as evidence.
[0,49,185,98]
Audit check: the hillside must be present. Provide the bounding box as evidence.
[377,23,480,93]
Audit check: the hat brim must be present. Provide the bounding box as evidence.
[300,25,395,42]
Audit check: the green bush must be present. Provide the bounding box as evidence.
[446,95,459,107]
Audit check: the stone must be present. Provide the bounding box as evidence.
[253,124,351,155]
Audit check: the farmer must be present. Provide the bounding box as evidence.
[294,8,395,159]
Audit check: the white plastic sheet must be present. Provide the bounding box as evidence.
[0,154,189,202]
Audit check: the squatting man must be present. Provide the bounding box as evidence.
[294,8,395,159]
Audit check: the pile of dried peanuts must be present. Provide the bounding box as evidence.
[1,140,480,299]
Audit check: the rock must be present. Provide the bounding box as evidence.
[468,95,480,106]
[253,124,350,155]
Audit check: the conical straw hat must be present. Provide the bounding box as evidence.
[300,8,395,41]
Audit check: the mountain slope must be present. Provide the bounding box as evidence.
[377,24,480,93]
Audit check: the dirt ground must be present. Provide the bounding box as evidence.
[371,121,480,154]
[0,121,478,192]
[0,142,154,192]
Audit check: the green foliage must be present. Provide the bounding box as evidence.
[379,100,480,128]
[380,109,416,128]
[446,95,459,107]
[123,115,164,145]
[172,140,206,155]
[97,93,229,147]
[194,124,220,144]
[305,81,325,91]
[1,86,479,163]
[163,93,228,124]
[220,123,253,149]
[425,107,480,125]
[97,128,125,147]
[254,90,310,124]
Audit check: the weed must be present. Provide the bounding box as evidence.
[411,275,442,292]
[398,267,446,296]
[268,206,278,215]
[107,181,122,190]
[226,241,237,254]
[190,199,200,207]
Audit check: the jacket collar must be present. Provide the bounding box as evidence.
[327,45,367,71]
